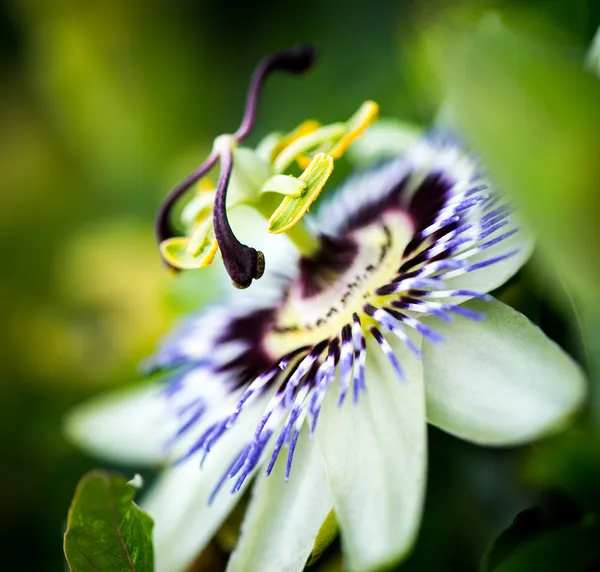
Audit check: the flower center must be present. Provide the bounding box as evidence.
[265,211,415,356]
[154,45,379,289]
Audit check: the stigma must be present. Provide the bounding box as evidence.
[154,45,378,288]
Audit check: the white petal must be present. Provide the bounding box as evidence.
[64,384,173,465]
[316,337,426,572]
[144,397,266,572]
[445,223,534,295]
[422,298,586,446]
[227,429,332,572]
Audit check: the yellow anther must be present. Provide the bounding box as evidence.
[272,120,322,161]
[160,232,218,270]
[286,101,380,170]
[199,238,218,266]
[329,100,379,159]
[273,124,346,173]
[296,154,313,170]
[268,153,334,234]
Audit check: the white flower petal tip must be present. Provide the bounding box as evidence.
[226,429,332,572]
[316,339,427,572]
[64,384,172,466]
[423,298,586,447]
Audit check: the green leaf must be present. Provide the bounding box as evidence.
[586,27,600,76]
[484,520,598,572]
[524,431,600,512]
[482,493,588,572]
[64,471,154,572]
[307,509,339,566]
[429,20,600,307]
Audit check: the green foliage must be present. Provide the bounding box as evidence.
[308,510,339,566]
[482,493,598,572]
[64,471,154,572]
[427,17,600,307]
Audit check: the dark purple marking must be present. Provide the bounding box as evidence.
[335,171,411,236]
[406,172,455,233]
[214,308,277,389]
[298,235,359,297]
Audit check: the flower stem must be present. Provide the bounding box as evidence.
[284,220,320,257]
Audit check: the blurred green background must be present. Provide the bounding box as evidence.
[1,0,600,570]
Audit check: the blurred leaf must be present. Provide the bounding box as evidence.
[64,471,154,572]
[481,493,590,572]
[583,310,600,423]
[524,431,600,511]
[428,19,600,307]
[586,27,600,75]
[484,519,598,572]
[308,510,339,566]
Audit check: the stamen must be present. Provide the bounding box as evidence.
[329,100,379,159]
[268,153,334,234]
[270,120,322,163]
[294,100,379,169]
